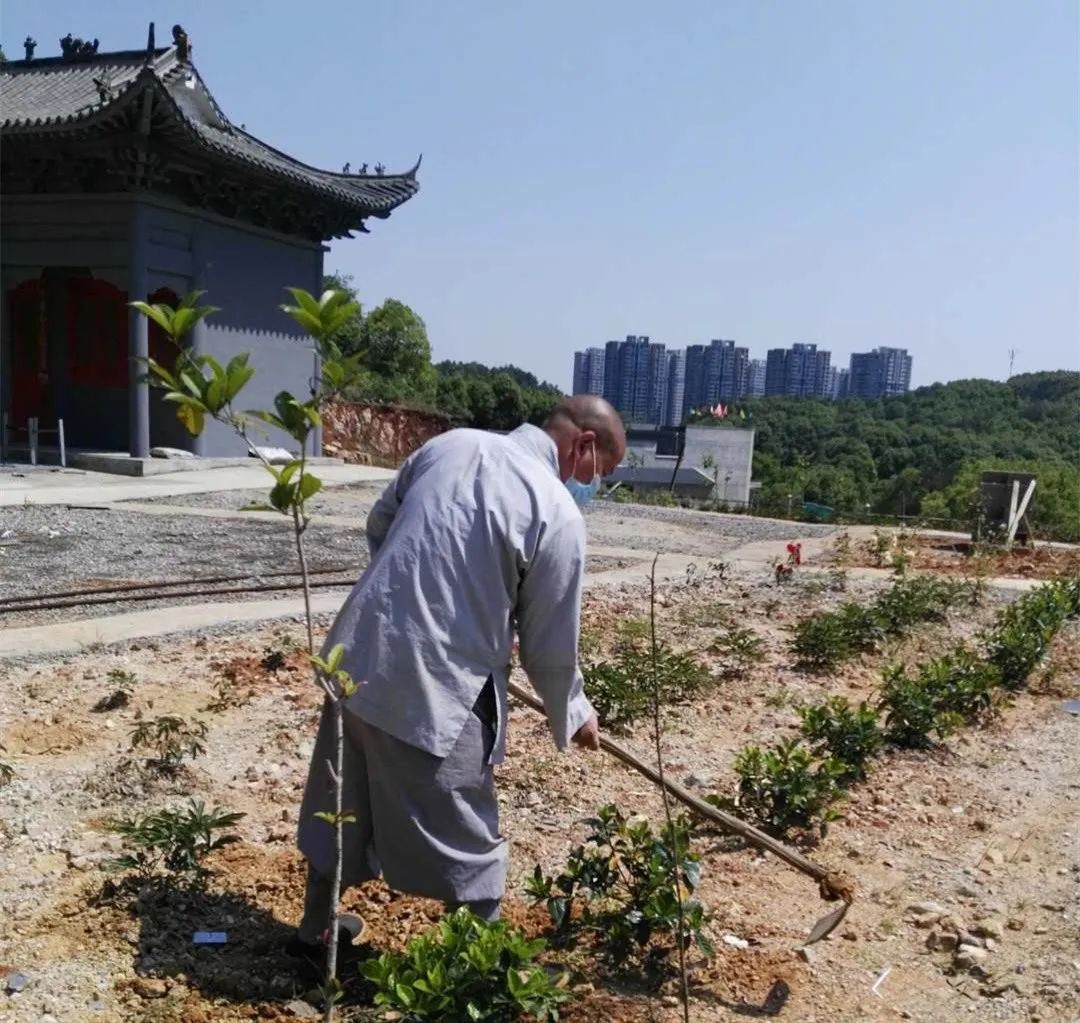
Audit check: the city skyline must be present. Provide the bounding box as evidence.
[574,338,913,424]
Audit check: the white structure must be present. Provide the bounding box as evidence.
[620,424,754,504]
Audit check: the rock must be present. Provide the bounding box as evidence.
[722,934,749,949]
[926,930,958,953]
[906,900,947,917]
[797,947,814,963]
[684,772,713,789]
[132,978,167,999]
[956,883,981,898]
[5,971,29,993]
[1006,918,1024,931]
[973,920,1004,940]
[285,1000,320,1019]
[984,849,1005,866]
[955,945,989,972]
[911,912,942,928]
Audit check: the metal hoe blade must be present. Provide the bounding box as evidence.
[805,902,850,946]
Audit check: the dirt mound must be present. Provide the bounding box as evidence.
[321,400,450,468]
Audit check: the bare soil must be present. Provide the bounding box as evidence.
[2,565,1078,1022]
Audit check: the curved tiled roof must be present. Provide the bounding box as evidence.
[0,45,419,217]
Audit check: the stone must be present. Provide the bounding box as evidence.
[1006,918,1024,931]
[285,1000,320,1019]
[722,934,749,949]
[906,900,947,917]
[955,945,989,971]
[984,849,1005,866]
[926,930,958,953]
[973,920,1004,940]
[797,947,814,963]
[132,978,167,999]
[956,883,981,898]
[684,772,713,789]
[5,971,29,993]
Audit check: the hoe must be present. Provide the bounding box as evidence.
[508,681,853,945]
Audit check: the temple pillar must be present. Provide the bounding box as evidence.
[127,203,150,457]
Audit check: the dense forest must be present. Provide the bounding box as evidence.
[737,371,1079,539]
[322,274,1076,539]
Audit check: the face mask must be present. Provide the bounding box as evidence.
[565,441,601,507]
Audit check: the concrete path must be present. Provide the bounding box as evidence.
[0,463,394,507]
[0,548,694,661]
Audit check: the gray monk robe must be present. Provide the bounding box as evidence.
[297,424,594,908]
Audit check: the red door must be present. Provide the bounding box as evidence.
[8,279,49,429]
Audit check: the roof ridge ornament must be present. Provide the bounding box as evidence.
[59,34,99,61]
[145,22,155,64]
[24,36,37,61]
[172,24,192,64]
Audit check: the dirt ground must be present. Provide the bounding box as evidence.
[1,502,1078,1022]
[836,529,1080,583]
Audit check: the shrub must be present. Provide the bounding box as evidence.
[93,668,138,712]
[709,625,765,679]
[129,714,208,770]
[0,760,12,787]
[360,908,571,1023]
[879,664,961,748]
[872,576,963,634]
[984,578,1080,689]
[106,800,244,885]
[920,646,1003,723]
[799,698,884,782]
[711,739,846,837]
[791,602,879,671]
[526,804,708,967]
[582,644,712,728]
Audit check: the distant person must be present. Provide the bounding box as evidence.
[289,395,626,960]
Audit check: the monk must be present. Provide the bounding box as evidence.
[290,395,626,958]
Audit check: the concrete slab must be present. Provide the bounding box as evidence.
[0,462,395,507]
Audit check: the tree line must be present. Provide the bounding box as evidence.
[740,371,1079,539]
[322,274,559,430]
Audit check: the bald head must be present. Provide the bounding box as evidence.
[544,395,626,483]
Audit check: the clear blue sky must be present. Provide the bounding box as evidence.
[5,1,1077,390]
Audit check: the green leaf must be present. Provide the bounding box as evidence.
[175,403,205,435]
[129,300,174,335]
[299,473,322,500]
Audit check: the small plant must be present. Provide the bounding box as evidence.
[360,908,571,1022]
[582,644,712,728]
[799,697,884,782]
[93,668,138,712]
[872,575,962,634]
[832,531,852,567]
[878,664,960,749]
[709,625,765,679]
[791,602,879,671]
[129,714,208,770]
[919,646,1003,723]
[106,800,245,885]
[711,739,846,837]
[0,759,13,787]
[984,578,1080,689]
[868,528,895,568]
[526,804,708,969]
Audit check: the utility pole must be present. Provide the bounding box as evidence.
[1008,348,1017,379]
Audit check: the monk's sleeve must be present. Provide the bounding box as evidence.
[516,515,595,749]
[365,453,419,558]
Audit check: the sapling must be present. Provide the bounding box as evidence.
[131,288,365,1020]
[129,714,208,771]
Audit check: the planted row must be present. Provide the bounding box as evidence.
[717,576,1079,837]
[791,575,972,672]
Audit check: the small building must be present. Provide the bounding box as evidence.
[0,25,419,459]
[606,465,716,501]
[617,423,755,504]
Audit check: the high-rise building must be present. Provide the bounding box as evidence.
[682,344,707,418]
[572,347,606,396]
[848,347,912,400]
[661,350,686,427]
[764,343,832,397]
[833,367,850,399]
[747,359,765,397]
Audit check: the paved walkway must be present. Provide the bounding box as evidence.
[0,463,394,507]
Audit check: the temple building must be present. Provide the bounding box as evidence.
[0,25,419,459]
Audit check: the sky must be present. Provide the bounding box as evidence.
[4,1,1077,391]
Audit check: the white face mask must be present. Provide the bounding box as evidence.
[565,441,600,507]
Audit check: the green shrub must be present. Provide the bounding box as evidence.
[526,804,708,967]
[919,646,1003,722]
[984,577,1080,689]
[791,602,879,671]
[711,739,846,837]
[361,908,571,1022]
[0,760,12,787]
[93,668,139,712]
[709,625,765,679]
[799,698,884,782]
[106,800,244,885]
[582,643,712,728]
[879,664,961,748]
[872,576,963,633]
[129,714,208,770]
